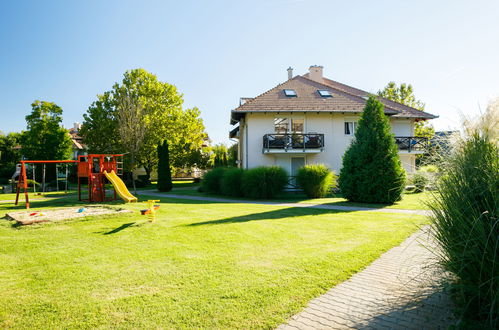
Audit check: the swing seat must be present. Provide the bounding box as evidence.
[140,209,151,215]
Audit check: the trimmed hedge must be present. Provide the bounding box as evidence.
[241,166,288,199]
[201,167,228,194]
[296,164,336,198]
[220,168,244,197]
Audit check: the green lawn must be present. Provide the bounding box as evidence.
[157,187,432,210]
[0,194,426,328]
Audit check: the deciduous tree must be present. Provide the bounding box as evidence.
[21,101,72,161]
[80,69,208,179]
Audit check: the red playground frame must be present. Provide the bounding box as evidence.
[15,154,125,209]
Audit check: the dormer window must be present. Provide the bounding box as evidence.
[318,90,332,97]
[283,89,297,97]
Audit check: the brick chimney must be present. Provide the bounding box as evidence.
[287,67,293,80]
[309,65,323,83]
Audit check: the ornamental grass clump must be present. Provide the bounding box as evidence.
[241,166,287,199]
[220,168,244,197]
[296,164,336,198]
[429,101,498,327]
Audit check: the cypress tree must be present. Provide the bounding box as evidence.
[157,140,172,192]
[339,95,406,203]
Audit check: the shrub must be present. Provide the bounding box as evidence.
[220,168,244,197]
[429,133,498,327]
[201,167,228,194]
[339,96,406,204]
[296,164,336,198]
[241,166,287,199]
[411,172,429,193]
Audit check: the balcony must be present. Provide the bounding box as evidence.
[395,136,428,153]
[263,133,324,153]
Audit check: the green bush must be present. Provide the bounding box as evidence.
[241,166,287,199]
[201,167,229,194]
[220,168,244,197]
[411,172,429,193]
[296,164,336,198]
[429,133,498,328]
[339,96,406,204]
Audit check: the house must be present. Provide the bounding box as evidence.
[69,122,86,159]
[229,65,437,176]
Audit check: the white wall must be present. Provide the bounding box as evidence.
[239,113,417,173]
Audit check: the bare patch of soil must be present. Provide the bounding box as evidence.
[6,206,132,225]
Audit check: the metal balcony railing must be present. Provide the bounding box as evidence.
[394,136,428,152]
[263,133,325,152]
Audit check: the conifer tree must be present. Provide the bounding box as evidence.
[339,95,406,203]
[157,140,172,192]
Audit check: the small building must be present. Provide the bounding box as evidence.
[229,65,437,175]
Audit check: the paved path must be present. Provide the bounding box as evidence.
[277,228,455,329]
[140,190,430,216]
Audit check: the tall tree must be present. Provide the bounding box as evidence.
[157,140,172,192]
[378,81,435,164]
[21,101,72,161]
[339,96,406,203]
[80,69,207,179]
[115,92,146,195]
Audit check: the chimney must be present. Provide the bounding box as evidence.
[309,65,324,83]
[287,66,293,80]
[73,122,81,132]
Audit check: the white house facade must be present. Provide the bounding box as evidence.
[230,66,437,176]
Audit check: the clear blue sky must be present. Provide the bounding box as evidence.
[1,0,498,144]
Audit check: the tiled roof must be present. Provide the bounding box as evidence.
[231,74,437,123]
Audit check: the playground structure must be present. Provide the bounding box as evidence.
[15,154,137,209]
[140,200,160,222]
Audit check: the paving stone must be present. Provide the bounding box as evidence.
[278,227,456,329]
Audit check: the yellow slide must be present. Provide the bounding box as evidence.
[103,170,138,203]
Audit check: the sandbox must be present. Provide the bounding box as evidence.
[6,206,132,225]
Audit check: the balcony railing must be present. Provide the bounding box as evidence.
[394,136,428,152]
[263,133,324,152]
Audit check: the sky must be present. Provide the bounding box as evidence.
[1,0,498,144]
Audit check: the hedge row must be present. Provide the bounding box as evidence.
[201,164,336,199]
[200,166,287,199]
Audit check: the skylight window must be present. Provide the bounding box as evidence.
[318,90,332,97]
[283,89,297,97]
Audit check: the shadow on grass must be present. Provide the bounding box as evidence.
[185,205,353,227]
[103,222,136,235]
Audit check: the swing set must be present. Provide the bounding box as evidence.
[15,154,136,209]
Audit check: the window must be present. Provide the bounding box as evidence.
[274,118,288,133]
[317,90,332,97]
[344,122,356,135]
[283,89,297,97]
[274,118,304,133]
[291,118,304,133]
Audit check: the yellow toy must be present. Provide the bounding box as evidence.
[140,200,160,222]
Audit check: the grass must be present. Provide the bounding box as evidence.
[0,193,426,328]
[155,186,432,210]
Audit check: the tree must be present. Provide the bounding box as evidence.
[377,81,425,110]
[378,81,435,165]
[80,69,208,179]
[228,143,238,167]
[211,143,228,167]
[115,92,146,195]
[21,101,72,161]
[339,96,406,204]
[157,140,172,192]
[0,132,22,180]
